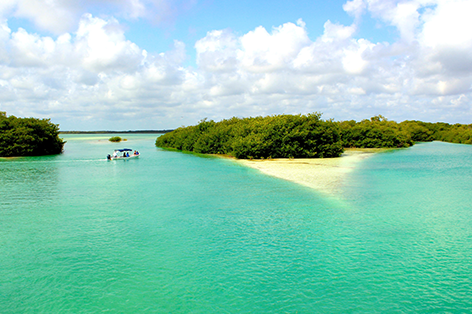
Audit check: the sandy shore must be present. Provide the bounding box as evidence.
[235,148,386,195]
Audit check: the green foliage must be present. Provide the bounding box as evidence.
[0,113,65,157]
[399,120,435,142]
[338,115,414,148]
[156,113,472,159]
[438,125,472,144]
[339,117,472,147]
[156,113,344,159]
[109,136,122,142]
[399,120,472,144]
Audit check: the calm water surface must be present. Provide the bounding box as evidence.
[1,135,471,313]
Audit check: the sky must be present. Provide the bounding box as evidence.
[0,0,471,130]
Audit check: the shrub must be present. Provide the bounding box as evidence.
[0,112,65,157]
[156,113,344,159]
[109,136,122,142]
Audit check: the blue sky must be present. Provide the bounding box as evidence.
[126,0,354,64]
[0,0,471,130]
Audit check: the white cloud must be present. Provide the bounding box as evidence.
[343,0,367,20]
[76,14,143,73]
[0,0,197,34]
[10,28,56,67]
[13,0,82,34]
[239,20,311,72]
[419,0,472,76]
[420,0,472,49]
[195,29,239,72]
[1,0,472,130]
[359,0,428,42]
[322,20,357,42]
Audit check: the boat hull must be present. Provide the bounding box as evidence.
[110,155,139,160]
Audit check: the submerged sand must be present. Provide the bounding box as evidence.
[235,148,386,195]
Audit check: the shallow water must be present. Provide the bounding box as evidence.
[1,136,471,313]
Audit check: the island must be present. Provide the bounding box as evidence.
[0,112,65,157]
[155,113,472,158]
[155,113,472,194]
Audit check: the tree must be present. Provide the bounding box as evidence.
[156,113,344,159]
[0,113,65,157]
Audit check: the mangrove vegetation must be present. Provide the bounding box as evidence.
[0,112,65,157]
[156,113,472,159]
[156,113,343,159]
[109,136,123,142]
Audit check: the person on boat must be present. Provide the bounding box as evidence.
[126,152,130,157]
[123,152,126,157]
[113,151,117,158]
[136,151,139,155]
[107,154,111,160]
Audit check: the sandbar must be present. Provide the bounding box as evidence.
[235,148,386,195]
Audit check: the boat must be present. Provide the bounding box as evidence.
[107,149,140,160]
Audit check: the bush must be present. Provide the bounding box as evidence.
[109,136,122,142]
[156,114,472,159]
[0,112,65,157]
[338,115,413,148]
[156,113,344,159]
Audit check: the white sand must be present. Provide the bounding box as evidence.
[235,149,384,195]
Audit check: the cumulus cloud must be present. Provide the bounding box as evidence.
[0,0,472,130]
[195,29,239,73]
[343,0,367,20]
[0,0,197,34]
[239,19,311,73]
[76,14,143,73]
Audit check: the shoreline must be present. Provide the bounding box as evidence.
[234,148,388,195]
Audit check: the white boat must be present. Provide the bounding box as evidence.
[107,148,140,160]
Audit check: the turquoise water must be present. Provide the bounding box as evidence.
[1,135,472,313]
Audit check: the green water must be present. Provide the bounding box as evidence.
[1,135,471,313]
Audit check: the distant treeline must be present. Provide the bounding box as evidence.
[155,114,472,159]
[61,130,173,134]
[340,116,472,146]
[0,112,65,157]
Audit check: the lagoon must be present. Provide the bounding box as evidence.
[1,135,472,312]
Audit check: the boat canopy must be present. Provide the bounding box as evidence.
[114,148,133,152]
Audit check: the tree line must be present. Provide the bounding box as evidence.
[0,112,65,157]
[155,113,472,159]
